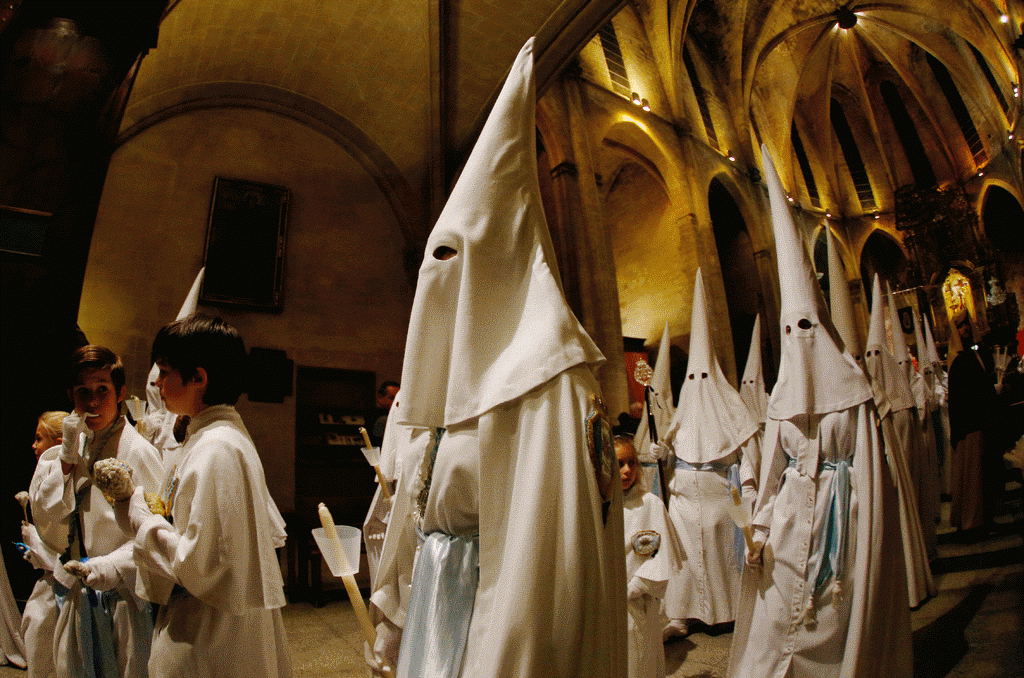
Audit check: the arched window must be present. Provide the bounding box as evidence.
[791,123,820,207]
[597,21,631,97]
[968,43,1009,119]
[830,98,876,209]
[927,53,987,165]
[684,47,719,150]
[880,81,936,187]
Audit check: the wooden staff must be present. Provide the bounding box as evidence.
[359,427,392,500]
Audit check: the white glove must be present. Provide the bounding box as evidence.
[649,441,671,462]
[21,524,57,572]
[746,537,766,568]
[81,553,122,592]
[364,617,401,677]
[627,577,647,601]
[114,486,154,536]
[59,412,92,467]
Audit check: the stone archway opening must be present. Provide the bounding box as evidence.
[860,229,908,306]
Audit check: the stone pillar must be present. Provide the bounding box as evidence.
[543,76,629,417]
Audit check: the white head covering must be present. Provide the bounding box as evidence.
[146,267,206,411]
[913,308,939,411]
[865,275,915,414]
[825,225,863,366]
[635,321,675,447]
[665,269,758,463]
[739,314,768,424]
[762,145,871,420]
[924,314,941,369]
[397,38,603,429]
[886,281,926,413]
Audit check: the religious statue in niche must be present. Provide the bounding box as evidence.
[942,268,975,332]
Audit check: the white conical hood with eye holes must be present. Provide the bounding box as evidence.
[396,38,603,429]
[924,314,942,370]
[146,267,206,412]
[913,308,939,411]
[635,321,675,447]
[739,314,768,424]
[762,145,871,420]
[864,275,915,414]
[665,269,758,464]
[826,225,863,366]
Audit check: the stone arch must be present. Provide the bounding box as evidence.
[116,82,424,266]
[980,185,1024,254]
[860,228,909,303]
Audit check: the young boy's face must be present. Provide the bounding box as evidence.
[155,361,204,417]
[70,368,125,431]
[33,422,60,460]
[616,441,639,491]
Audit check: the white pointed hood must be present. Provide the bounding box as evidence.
[146,267,206,411]
[635,321,675,447]
[397,38,603,429]
[864,275,914,414]
[886,281,926,413]
[826,225,863,366]
[665,269,758,464]
[913,308,939,411]
[923,314,948,394]
[739,314,767,424]
[762,146,871,420]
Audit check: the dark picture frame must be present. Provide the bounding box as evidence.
[200,177,289,312]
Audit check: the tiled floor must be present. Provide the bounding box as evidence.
[4,487,1020,677]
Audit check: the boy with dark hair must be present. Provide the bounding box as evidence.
[116,313,291,677]
[32,345,163,678]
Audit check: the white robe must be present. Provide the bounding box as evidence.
[33,418,163,678]
[1,548,27,670]
[21,447,65,678]
[728,403,912,678]
[623,484,678,678]
[372,366,627,677]
[133,405,291,678]
[664,436,759,626]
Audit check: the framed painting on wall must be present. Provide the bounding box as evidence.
[200,176,290,312]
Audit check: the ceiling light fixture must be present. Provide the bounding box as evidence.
[1000,14,1009,24]
[836,6,858,29]
[641,99,650,111]
[631,92,642,106]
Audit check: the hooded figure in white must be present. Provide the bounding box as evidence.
[924,314,953,493]
[727,146,910,678]
[739,314,768,428]
[634,322,674,499]
[908,305,941,557]
[662,269,760,629]
[865,276,936,604]
[367,38,626,678]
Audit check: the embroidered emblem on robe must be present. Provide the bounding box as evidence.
[631,529,661,556]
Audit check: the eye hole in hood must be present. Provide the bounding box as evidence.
[433,246,458,260]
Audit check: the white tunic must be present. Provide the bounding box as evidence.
[728,404,912,678]
[372,367,627,677]
[134,405,291,678]
[623,484,679,678]
[33,418,163,678]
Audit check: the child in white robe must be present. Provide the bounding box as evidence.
[20,410,69,678]
[617,436,678,678]
[116,314,291,678]
[32,346,163,678]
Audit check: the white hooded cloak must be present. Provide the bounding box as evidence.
[739,314,768,427]
[369,38,626,678]
[663,269,761,626]
[634,322,674,497]
[727,147,910,678]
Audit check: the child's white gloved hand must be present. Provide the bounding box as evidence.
[114,486,155,536]
[364,617,401,677]
[81,554,121,592]
[60,413,92,467]
[20,524,56,572]
[649,441,671,462]
[746,538,766,568]
[627,578,647,601]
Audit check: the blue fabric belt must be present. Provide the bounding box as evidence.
[398,531,480,678]
[786,455,852,600]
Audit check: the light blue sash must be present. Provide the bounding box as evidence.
[786,455,852,600]
[397,531,479,678]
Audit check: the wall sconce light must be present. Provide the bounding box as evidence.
[977,171,985,177]
[641,99,650,111]
[727,151,736,161]
[787,195,794,203]
[1010,133,1015,140]
[1000,14,1009,23]
[1014,85,1020,98]
[874,214,880,219]
[631,92,642,105]
[826,212,833,218]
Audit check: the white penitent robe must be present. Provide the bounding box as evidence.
[371,366,626,677]
[624,483,679,678]
[880,408,936,606]
[33,418,163,678]
[134,405,291,678]
[728,403,912,678]
[664,437,759,626]
[1,548,27,670]
[21,447,66,678]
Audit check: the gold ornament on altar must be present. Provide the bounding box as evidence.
[941,269,975,329]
